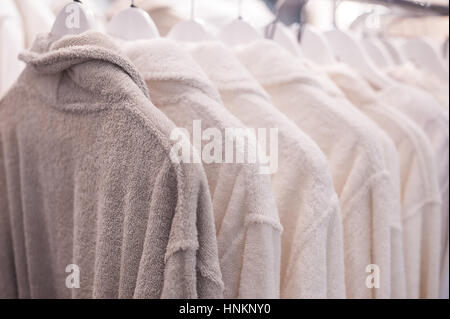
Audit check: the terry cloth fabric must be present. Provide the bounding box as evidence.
[304,62,407,300]
[0,0,25,98]
[185,41,346,299]
[326,64,443,299]
[124,38,282,299]
[0,31,224,299]
[302,62,406,299]
[385,63,449,111]
[376,84,449,299]
[235,40,398,299]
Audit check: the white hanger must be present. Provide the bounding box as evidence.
[264,0,301,57]
[106,0,159,41]
[218,0,262,47]
[49,0,96,43]
[300,24,336,65]
[167,0,213,42]
[361,37,393,68]
[268,22,301,57]
[378,37,406,65]
[400,38,449,82]
[325,29,397,90]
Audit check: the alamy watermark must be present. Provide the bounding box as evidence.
[365,264,380,289]
[64,3,82,30]
[64,263,381,290]
[169,120,279,175]
[65,264,80,289]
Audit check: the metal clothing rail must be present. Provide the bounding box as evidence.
[264,0,449,26]
[344,0,449,16]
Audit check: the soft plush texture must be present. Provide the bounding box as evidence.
[235,40,400,299]
[326,64,443,299]
[0,31,224,299]
[377,84,449,299]
[303,62,406,299]
[309,66,408,300]
[185,41,346,299]
[123,38,282,299]
[359,63,448,298]
[385,63,449,111]
[0,0,25,98]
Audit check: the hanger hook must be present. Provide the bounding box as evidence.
[191,0,195,21]
[265,0,286,40]
[131,0,136,8]
[238,0,243,19]
[275,0,286,21]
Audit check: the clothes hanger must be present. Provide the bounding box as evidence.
[383,10,448,80]
[378,36,406,65]
[49,0,96,43]
[400,38,449,82]
[348,9,392,69]
[106,0,159,41]
[218,0,262,47]
[300,24,336,66]
[325,29,397,90]
[361,36,393,68]
[167,0,213,42]
[268,22,301,57]
[371,12,406,65]
[264,0,301,57]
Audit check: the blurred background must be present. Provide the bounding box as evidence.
[35,0,449,40]
[3,0,449,70]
